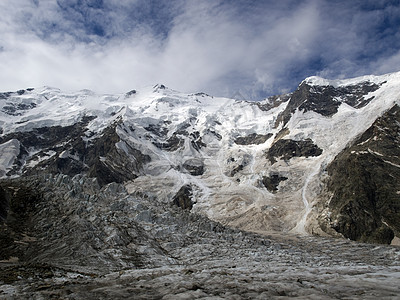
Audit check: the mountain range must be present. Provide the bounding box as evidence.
[1,72,400,298]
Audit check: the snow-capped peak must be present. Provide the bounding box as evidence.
[303,76,332,86]
[303,70,400,87]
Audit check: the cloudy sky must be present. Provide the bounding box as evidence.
[0,0,400,99]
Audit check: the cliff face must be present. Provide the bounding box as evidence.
[317,105,400,244]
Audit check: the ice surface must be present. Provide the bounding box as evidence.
[0,139,20,176]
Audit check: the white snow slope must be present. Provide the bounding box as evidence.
[2,72,400,236]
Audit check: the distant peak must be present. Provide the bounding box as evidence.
[153,84,167,92]
[125,89,137,97]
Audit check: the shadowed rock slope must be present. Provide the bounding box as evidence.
[317,105,400,244]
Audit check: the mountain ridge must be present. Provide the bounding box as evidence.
[1,71,400,244]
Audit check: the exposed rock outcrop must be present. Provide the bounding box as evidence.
[183,159,205,176]
[153,132,185,151]
[318,105,400,244]
[267,138,322,164]
[0,118,150,186]
[173,185,194,210]
[262,174,288,193]
[275,80,382,127]
[234,133,272,145]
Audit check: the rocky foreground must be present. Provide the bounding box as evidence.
[1,175,400,299]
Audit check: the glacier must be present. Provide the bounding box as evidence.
[1,73,400,237]
[1,72,400,298]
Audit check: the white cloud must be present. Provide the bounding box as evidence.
[373,50,400,75]
[0,0,399,99]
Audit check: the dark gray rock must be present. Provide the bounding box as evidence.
[0,181,42,261]
[86,122,150,186]
[192,92,211,97]
[2,102,37,116]
[227,154,252,177]
[0,92,12,99]
[0,116,95,170]
[205,129,222,140]
[190,131,206,151]
[234,133,272,145]
[262,174,288,193]
[275,81,382,127]
[173,185,193,210]
[267,138,322,164]
[255,94,291,112]
[320,104,400,244]
[183,159,205,176]
[0,186,9,222]
[0,117,150,186]
[125,89,136,97]
[153,133,185,151]
[144,123,169,137]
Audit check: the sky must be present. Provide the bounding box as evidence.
[0,0,400,100]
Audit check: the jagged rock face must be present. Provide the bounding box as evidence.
[0,88,36,117]
[234,133,273,145]
[183,159,204,176]
[267,138,322,164]
[275,80,382,127]
[85,122,151,186]
[262,174,288,193]
[0,117,150,186]
[153,132,185,151]
[318,105,400,244]
[173,185,194,210]
[255,94,291,112]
